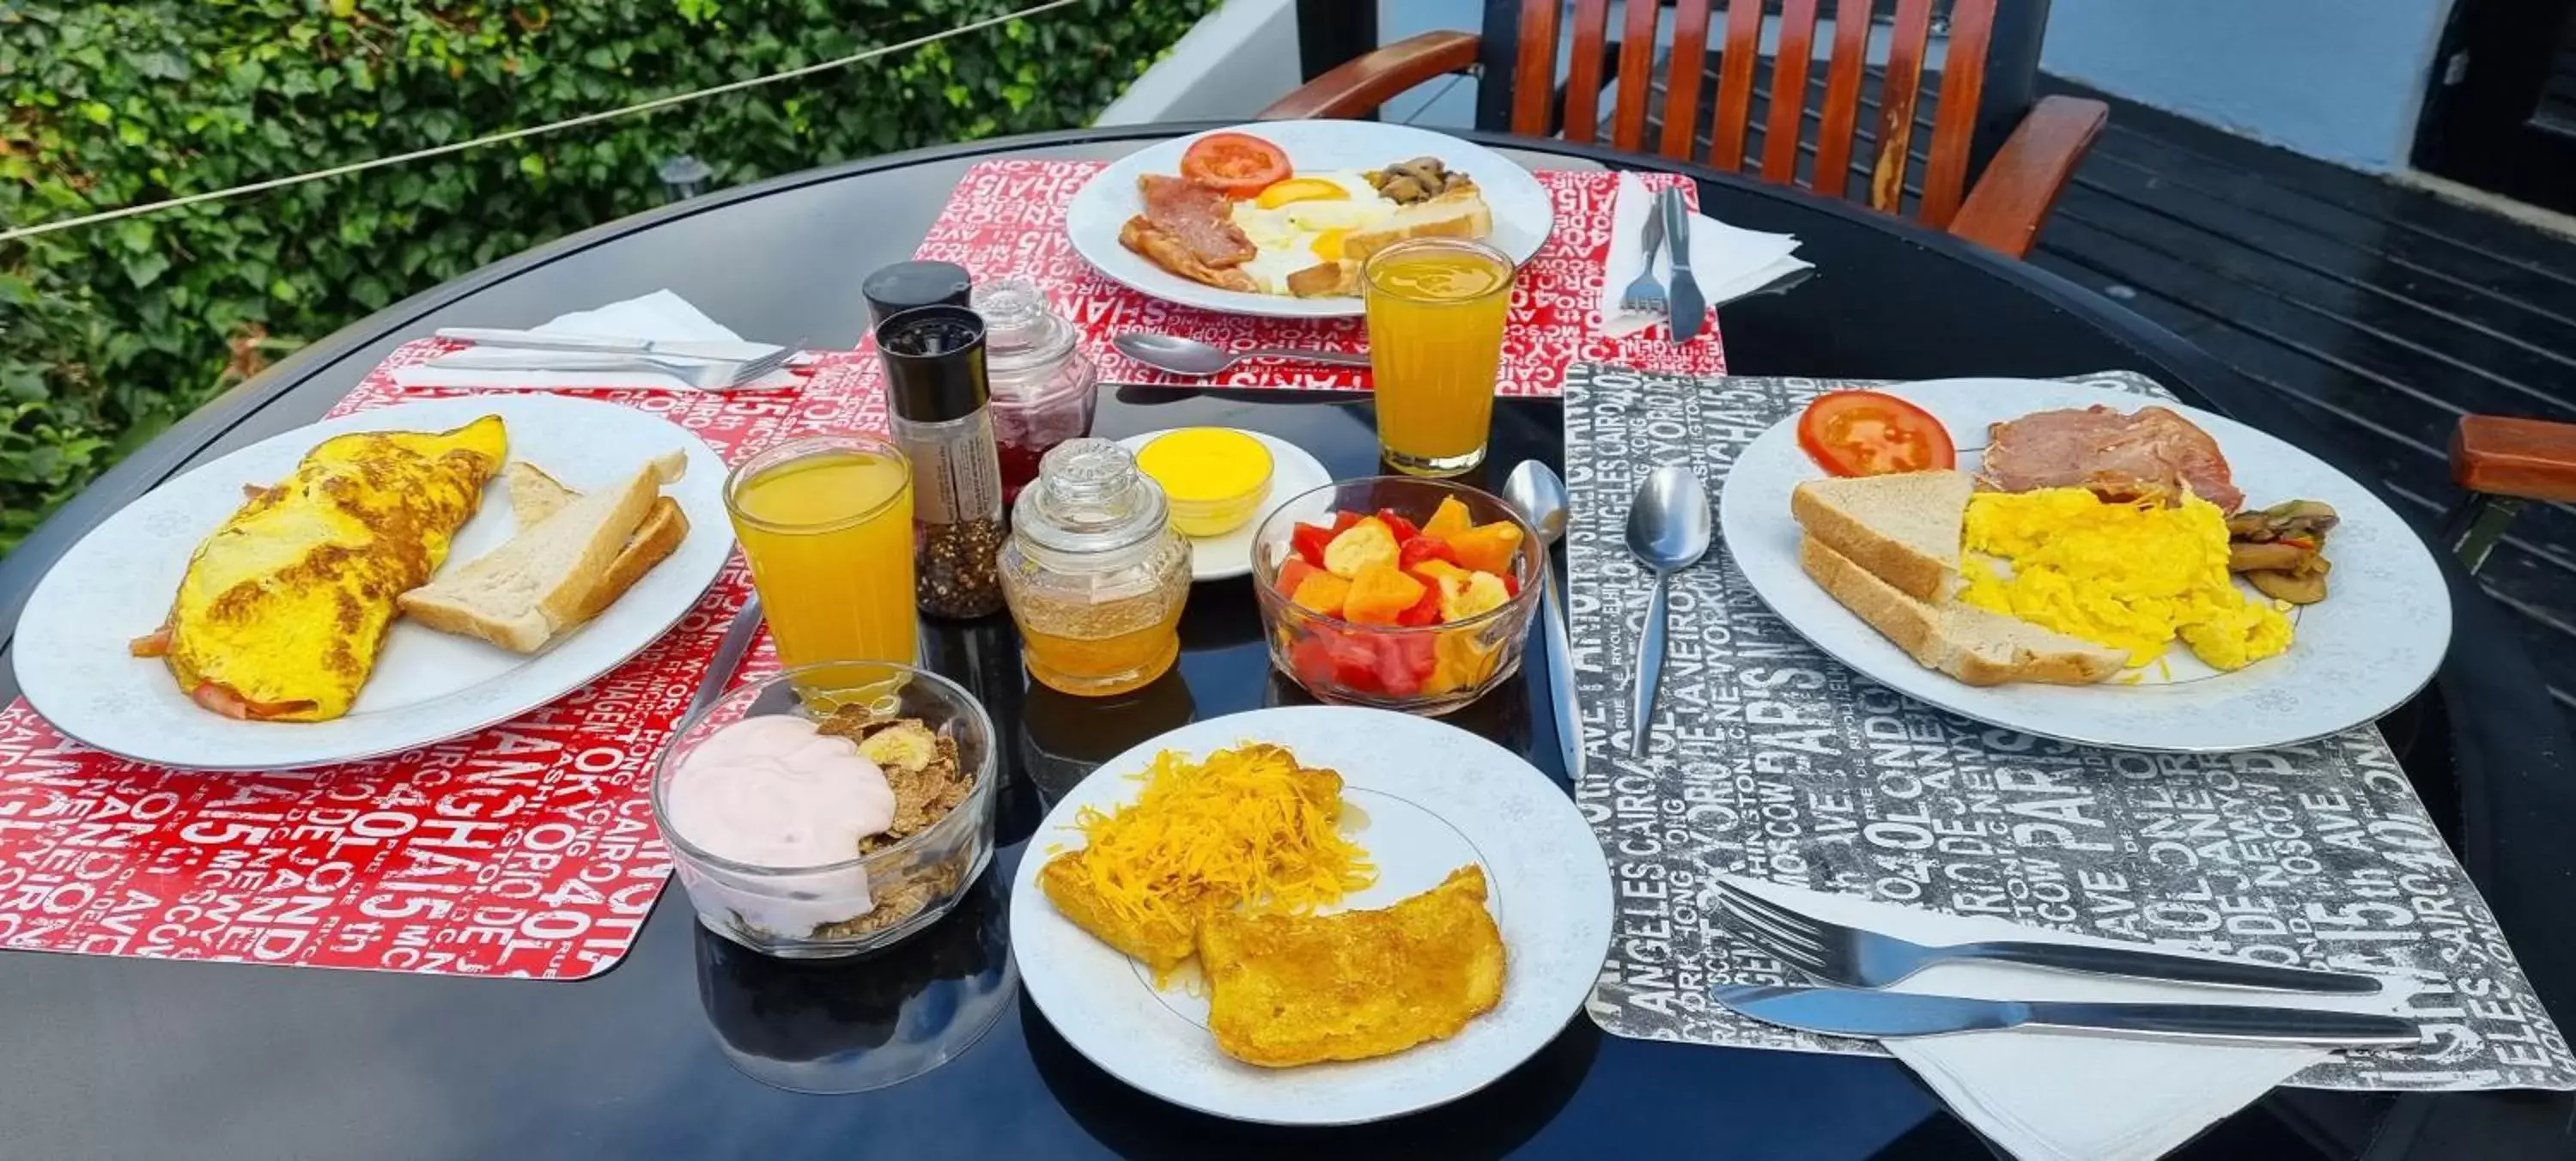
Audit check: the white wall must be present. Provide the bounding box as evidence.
[2042,0,2457,172]
[1095,0,1303,125]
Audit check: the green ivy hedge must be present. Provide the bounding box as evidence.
[0,0,1214,553]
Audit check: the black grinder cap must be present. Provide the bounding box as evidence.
[861,261,973,327]
[875,304,989,423]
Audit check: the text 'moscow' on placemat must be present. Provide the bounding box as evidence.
[1560,362,2576,1091]
[0,343,887,979]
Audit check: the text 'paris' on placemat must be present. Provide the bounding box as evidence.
[0,341,887,980]
[908,159,1729,394]
[1560,362,2576,1091]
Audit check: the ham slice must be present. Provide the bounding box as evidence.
[1120,174,1259,293]
[1981,405,2245,513]
[1135,174,1254,266]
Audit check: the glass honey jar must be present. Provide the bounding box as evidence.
[996,440,1192,697]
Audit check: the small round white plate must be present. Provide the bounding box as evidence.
[1066,120,1555,319]
[1116,429,1332,582]
[1009,705,1612,1125]
[14,395,734,770]
[1717,378,2450,753]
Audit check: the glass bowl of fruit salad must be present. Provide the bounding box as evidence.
[1250,477,1542,715]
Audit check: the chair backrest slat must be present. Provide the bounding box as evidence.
[1562,0,1613,145]
[1508,0,1563,137]
[1869,0,1939,214]
[1706,0,1767,172]
[1659,0,1717,161]
[1812,0,1876,201]
[1919,0,1996,227]
[1761,0,1825,183]
[1473,1,2040,234]
[1609,0,1662,150]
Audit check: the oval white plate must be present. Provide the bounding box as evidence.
[1009,705,1612,1125]
[1066,121,1555,319]
[1717,378,2450,753]
[14,395,734,770]
[1115,429,1332,582]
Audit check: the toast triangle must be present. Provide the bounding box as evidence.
[398,452,685,653]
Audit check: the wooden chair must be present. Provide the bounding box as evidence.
[1260,0,2109,258]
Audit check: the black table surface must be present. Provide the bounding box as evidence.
[2,126,2567,1160]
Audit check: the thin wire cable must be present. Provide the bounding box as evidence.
[0,0,1078,244]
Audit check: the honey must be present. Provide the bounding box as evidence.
[998,439,1194,697]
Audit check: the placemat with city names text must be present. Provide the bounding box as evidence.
[1562,362,2576,1091]
[0,340,872,979]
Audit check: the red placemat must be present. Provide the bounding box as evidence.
[912,159,1728,393]
[0,342,884,979]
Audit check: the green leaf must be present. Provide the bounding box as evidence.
[519,153,547,179]
[122,251,172,289]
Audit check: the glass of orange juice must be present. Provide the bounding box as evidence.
[1363,237,1516,477]
[725,434,919,669]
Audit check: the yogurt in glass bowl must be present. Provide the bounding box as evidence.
[652,660,997,958]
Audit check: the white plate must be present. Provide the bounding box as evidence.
[1066,120,1555,319]
[14,395,734,770]
[1716,378,2450,753]
[1009,705,1612,1125]
[1115,429,1332,582]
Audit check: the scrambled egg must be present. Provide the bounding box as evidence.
[1958,488,2293,671]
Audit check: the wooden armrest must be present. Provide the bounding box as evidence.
[1258,30,1482,120]
[1947,95,2110,258]
[2452,415,2576,502]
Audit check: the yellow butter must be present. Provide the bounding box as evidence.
[1136,428,1274,537]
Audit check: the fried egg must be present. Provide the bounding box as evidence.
[1229,171,1400,294]
[1957,487,2293,672]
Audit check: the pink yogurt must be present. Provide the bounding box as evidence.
[664,715,896,933]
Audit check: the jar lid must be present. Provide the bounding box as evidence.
[875,305,989,423]
[863,261,973,327]
[1012,439,1168,555]
[970,278,1086,398]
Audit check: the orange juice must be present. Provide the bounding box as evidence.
[726,435,917,668]
[1363,238,1515,476]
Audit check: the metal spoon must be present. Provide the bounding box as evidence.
[1504,461,1583,783]
[1114,333,1373,377]
[1624,465,1712,758]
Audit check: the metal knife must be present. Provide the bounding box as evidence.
[688,598,767,718]
[1660,189,1705,343]
[1713,985,2421,1049]
[434,326,778,362]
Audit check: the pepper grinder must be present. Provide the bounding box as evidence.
[876,304,1006,618]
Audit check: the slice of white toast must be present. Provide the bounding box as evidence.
[503,462,691,627]
[399,452,686,653]
[1799,535,2123,686]
[1790,470,1973,602]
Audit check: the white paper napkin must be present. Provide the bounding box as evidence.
[392,289,797,392]
[1600,173,1811,338]
[1717,876,2421,1161]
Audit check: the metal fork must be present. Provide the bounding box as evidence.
[1713,882,2385,994]
[1617,198,1668,315]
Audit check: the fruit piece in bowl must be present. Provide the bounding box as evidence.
[1253,479,1540,714]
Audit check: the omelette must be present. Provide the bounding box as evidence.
[131,416,507,720]
[1198,865,1505,1067]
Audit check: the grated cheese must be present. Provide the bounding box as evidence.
[1066,743,1375,940]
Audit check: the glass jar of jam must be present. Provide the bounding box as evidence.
[996,440,1191,697]
[971,279,1097,505]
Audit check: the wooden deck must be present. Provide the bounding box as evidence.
[1628,67,2576,715]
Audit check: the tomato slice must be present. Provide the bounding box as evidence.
[1181,132,1292,198]
[1796,390,1956,477]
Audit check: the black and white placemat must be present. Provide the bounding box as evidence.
[1563,362,2576,1091]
